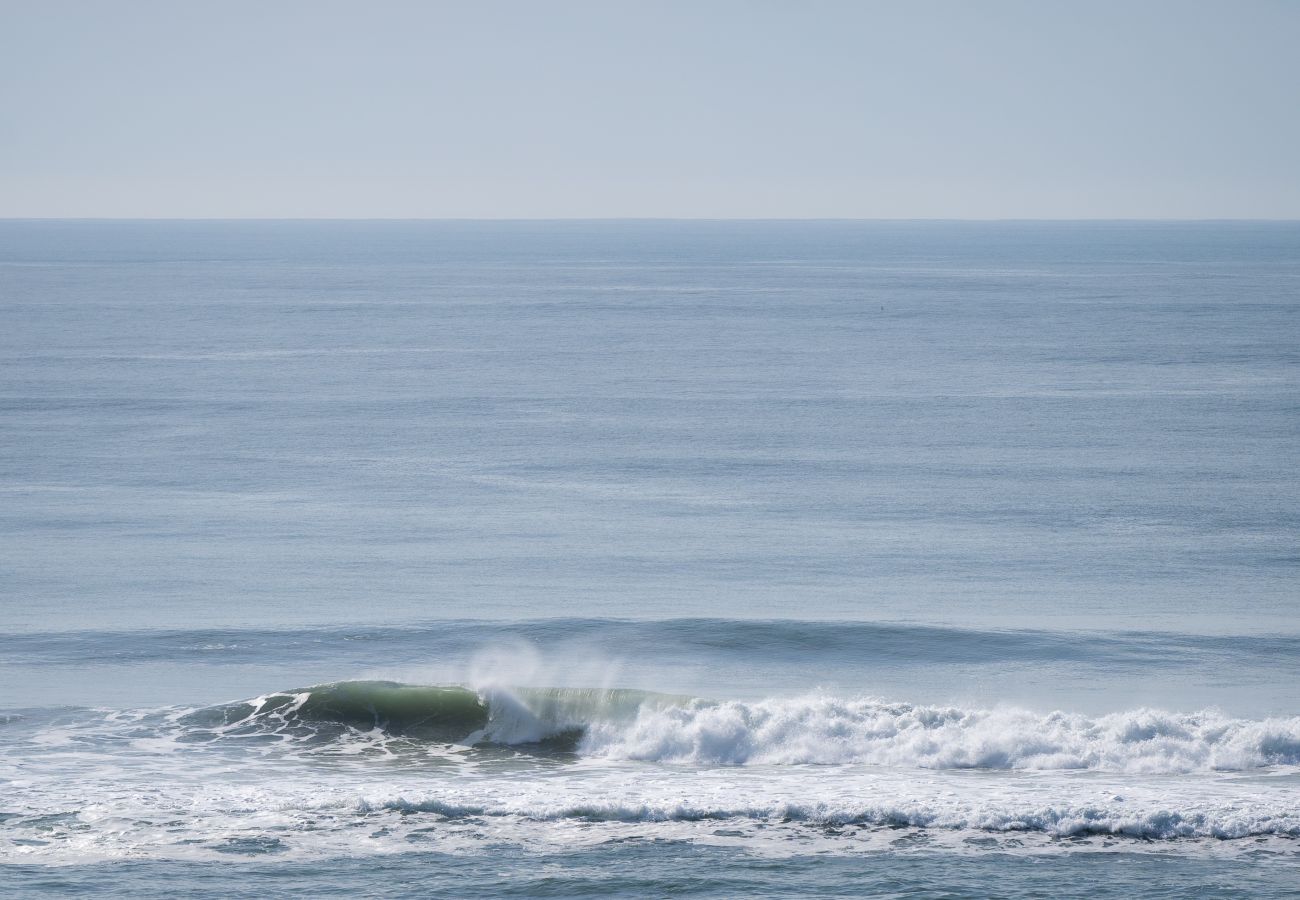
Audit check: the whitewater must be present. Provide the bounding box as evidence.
[2,220,1297,896]
[5,675,1300,869]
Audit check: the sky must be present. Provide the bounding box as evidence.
[1,0,1297,219]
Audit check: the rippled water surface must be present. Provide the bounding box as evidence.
[1,221,1297,895]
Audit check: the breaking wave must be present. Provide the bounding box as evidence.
[180,681,1300,773]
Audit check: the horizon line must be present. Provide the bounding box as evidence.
[3,216,1299,224]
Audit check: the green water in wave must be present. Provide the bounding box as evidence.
[182,682,490,741]
[180,681,689,745]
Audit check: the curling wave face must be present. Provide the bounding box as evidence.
[176,682,687,751]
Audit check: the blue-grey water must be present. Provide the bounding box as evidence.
[1,220,1297,896]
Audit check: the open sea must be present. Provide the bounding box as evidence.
[1,219,1297,896]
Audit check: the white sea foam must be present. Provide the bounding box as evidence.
[157,683,1300,774]
[4,760,1298,864]
[49,684,1300,775]
[577,695,1300,773]
[5,689,1299,864]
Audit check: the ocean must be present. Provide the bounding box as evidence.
[1,220,1297,896]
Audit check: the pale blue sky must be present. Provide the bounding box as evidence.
[2,0,1297,218]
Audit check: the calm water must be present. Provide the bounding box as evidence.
[1,220,1297,896]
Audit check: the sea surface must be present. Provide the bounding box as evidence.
[1,220,1297,896]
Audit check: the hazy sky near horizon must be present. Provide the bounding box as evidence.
[2,0,1298,219]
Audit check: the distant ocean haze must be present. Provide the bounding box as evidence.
[0,220,1294,635]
